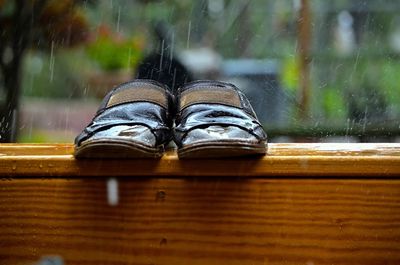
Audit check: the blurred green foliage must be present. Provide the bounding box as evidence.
[22,49,91,98]
[86,36,144,71]
[281,56,300,93]
[323,88,346,121]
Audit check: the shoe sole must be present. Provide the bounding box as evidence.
[178,140,267,159]
[74,138,164,159]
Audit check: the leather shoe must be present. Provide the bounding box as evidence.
[74,79,174,158]
[174,80,267,158]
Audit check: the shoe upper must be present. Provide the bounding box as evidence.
[75,79,175,148]
[174,80,268,147]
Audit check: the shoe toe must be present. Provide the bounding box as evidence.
[88,125,156,147]
[182,125,258,146]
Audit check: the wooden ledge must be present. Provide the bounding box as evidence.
[0,143,399,177]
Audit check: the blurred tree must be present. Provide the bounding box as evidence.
[0,0,92,142]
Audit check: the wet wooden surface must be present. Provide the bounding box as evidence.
[1,178,400,265]
[1,143,400,264]
[0,143,400,177]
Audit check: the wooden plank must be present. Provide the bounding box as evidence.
[1,178,399,265]
[0,143,400,177]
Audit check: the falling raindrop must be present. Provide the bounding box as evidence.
[169,32,175,72]
[171,68,177,91]
[362,106,368,134]
[49,41,55,83]
[116,6,121,33]
[127,47,132,68]
[186,20,192,49]
[159,39,165,70]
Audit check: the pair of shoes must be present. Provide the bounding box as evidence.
[74,79,267,159]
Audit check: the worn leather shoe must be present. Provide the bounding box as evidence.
[174,80,267,158]
[74,79,174,158]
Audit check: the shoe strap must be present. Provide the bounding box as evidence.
[106,82,168,109]
[179,85,241,111]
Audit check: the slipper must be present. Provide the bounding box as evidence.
[74,79,174,159]
[174,80,267,158]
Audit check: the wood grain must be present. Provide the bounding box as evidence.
[0,143,400,177]
[1,178,400,265]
